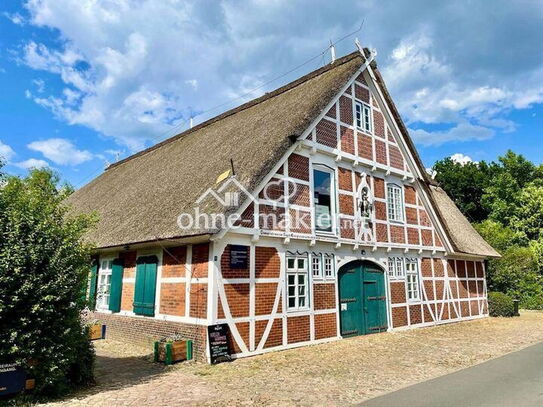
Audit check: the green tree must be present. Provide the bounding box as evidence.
[0,165,96,397]
[433,157,494,222]
[510,184,543,241]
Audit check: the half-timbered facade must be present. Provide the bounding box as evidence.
[71,50,499,362]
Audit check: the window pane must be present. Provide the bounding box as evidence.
[314,169,332,232]
[288,274,295,284]
[289,297,296,308]
[298,274,305,284]
[297,258,305,269]
[299,296,305,307]
[288,286,295,296]
[287,258,295,269]
[298,285,305,296]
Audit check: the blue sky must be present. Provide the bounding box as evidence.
[1,1,542,187]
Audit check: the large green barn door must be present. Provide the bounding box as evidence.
[338,264,364,337]
[338,261,388,337]
[361,264,388,334]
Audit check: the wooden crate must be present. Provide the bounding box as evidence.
[154,340,193,365]
[88,324,106,340]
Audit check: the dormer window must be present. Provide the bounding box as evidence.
[355,102,372,133]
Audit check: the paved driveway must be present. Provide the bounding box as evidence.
[361,341,543,407]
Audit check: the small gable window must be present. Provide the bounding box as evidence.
[387,257,405,279]
[355,102,372,133]
[387,183,404,222]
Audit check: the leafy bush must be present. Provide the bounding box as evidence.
[488,292,515,317]
[0,167,96,397]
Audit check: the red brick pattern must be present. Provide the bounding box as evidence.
[376,223,388,242]
[339,194,354,215]
[255,283,278,316]
[162,246,186,278]
[390,225,405,244]
[390,282,406,304]
[259,205,285,231]
[189,283,207,319]
[406,207,418,224]
[340,218,355,240]
[404,186,417,205]
[421,229,433,246]
[407,227,420,245]
[325,104,336,119]
[255,318,283,349]
[375,200,386,220]
[315,313,337,339]
[409,304,423,325]
[314,283,336,310]
[340,126,355,155]
[373,111,385,138]
[389,145,403,169]
[191,243,209,278]
[227,322,249,354]
[339,95,353,125]
[338,167,353,191]
[375,139,387,165]
[289,183,310,206]
[287,315,311,344]
[354,84,370,103]
[289,209,311,234]
[316,119,337,148]
[433,259,444,277]
[255,246,280,278]
[218,284,250,318]
[392,307,408,327]
[421,258,433,277]
[288,153,310,181]
[373,177,385,198]
[121,283,134,311]
[358,134,373,161]
[120,250,137,278]
[160,283,185,316]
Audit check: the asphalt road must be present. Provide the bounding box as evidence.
[361,341,543,407]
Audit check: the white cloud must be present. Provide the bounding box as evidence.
[450,153,475,165]
[33,78,45,93]
[15,0,543,151]
[0,140,15,162]
[27,138,92,166]
[4,12,25,25]
[410,122,494,146]
[14,158,49,169]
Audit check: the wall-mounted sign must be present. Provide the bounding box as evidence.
[207,323,231,364]
[0,363,26,396]
[229,245,248,269]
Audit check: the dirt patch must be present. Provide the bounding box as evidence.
[42,312,543,406]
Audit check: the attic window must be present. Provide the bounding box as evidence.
[355,102,372,133]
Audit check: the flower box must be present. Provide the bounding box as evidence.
[154,339,193,365]
[88,323,106,340]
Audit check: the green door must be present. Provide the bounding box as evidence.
[338,261,387,336]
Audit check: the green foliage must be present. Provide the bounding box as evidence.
[0,166,97,397]
[435,150,543,310]
[488,291,515,317]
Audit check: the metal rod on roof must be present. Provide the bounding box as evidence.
[329,39,336,64]
[189,116,194,129]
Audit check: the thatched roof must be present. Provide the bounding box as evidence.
[68,52,364,248]
[428,186,500,258]
[69,50,498,258]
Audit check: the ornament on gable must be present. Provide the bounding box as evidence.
[354,173,375,243]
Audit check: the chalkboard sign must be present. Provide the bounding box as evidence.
[0,363,26,396]
[207,323,231,364]
[230,245,248,269]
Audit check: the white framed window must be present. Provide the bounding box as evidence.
[355,101,372,133]
[387,257,405,279]
[387,183,404,222]
[96,258,113,310]
[312,255,322,279]
[287,256,309,311]
[406,258,420,301]
[313,165,336,234]
[324,255,334,278]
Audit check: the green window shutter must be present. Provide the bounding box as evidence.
[133,255,158,316]
[88,261,99,311]
[108,258,124,312]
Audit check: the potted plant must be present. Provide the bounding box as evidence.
[154,334,193,365]
[86,319,106,340]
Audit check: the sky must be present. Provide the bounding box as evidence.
[0,0,542,187]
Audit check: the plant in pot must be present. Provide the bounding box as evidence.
[154,334,193,365]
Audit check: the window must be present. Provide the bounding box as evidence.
[313,167,335,233]
[287,256,309,310]
[406,258,420,301]
[387,184,404,222]
[324,255,334,278]
[96,259,113,310]
[355,102,372,133]
[387,257,405,279]
[312,255,322,279]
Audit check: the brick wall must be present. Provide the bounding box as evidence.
[314,313,337,340]
[287,315,310,344]
[86,311,207,361]
[313,283,336,310]
[191,243,209,278]
[255,318,283,349]
[255,247,280,278]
